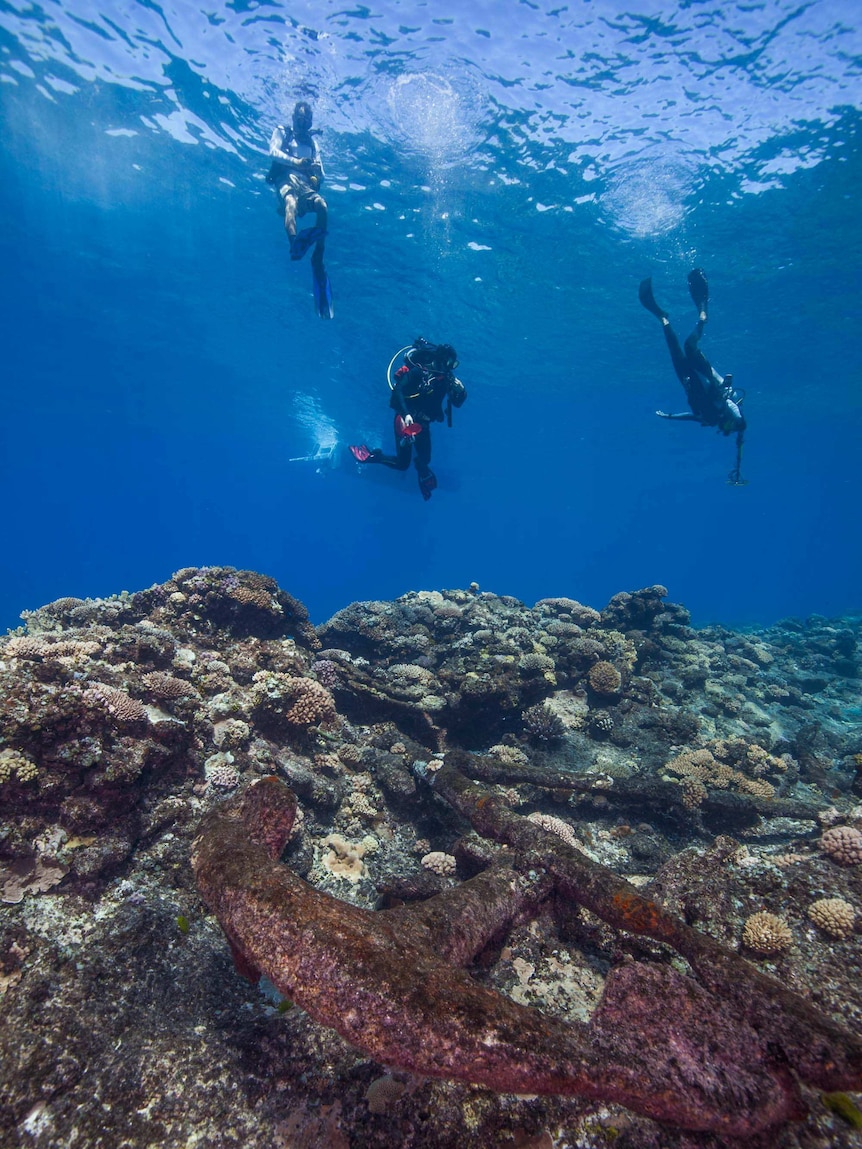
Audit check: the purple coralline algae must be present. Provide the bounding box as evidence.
[192,774,858,1137]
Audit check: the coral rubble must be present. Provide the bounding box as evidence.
[1,570,861,1148]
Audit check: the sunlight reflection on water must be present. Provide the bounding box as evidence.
[383,72,480,169]
[600,156,698,238]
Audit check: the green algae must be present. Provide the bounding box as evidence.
[821,1092,862,1128]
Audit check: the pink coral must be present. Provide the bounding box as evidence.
[820,826,862,866]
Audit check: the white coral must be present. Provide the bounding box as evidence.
[421,851,456,877]
[527,812,578,848]
[322,834,368,883]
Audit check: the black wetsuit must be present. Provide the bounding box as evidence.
[362,354,466,499]
[381,366,452,471]
[661,317,746,438]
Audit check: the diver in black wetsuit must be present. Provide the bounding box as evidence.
[349,338,467,501]
[639,269,747,485]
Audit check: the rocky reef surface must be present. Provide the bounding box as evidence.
[1,567,861,1148]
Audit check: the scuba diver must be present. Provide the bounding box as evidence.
[267,101,333,320]
[639,269,747,485]
[349,338,467,501]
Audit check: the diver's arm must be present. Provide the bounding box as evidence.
[391,376,411,418]
[268,127,290,161]
[310,138,325,182]
[448,377,467,407]
[656,410,698,421]
[268,127,309,170]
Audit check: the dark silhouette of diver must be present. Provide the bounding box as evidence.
[267,101,333,319]
[639,269,747,485]
[349,338,467,501]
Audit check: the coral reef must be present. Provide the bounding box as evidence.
[1,570,861,1148]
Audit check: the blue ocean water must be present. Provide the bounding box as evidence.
[0,0,860,631]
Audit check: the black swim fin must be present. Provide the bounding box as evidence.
[688,267,709,319]
[638,277,667,322]
[418,468,437,501]
[312,262,334,319]
[290,226,326,262]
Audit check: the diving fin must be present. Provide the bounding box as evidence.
[638,277,667,322]
[687,267,709,319]
[349,445,379,463]
[290,226,326,262]
[312,261,334,319]
[418,469,437,501]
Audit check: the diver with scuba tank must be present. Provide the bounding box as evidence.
[349,338,467,501]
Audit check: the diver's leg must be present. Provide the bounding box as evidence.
[638,278,668,322]
[414,426,432,471]
[280,189,298,240]
[394,420,413,470]
[355,419,416,471]
[414,425,436,500]
[357,447,405,469]
[304,195,332,317]
[683,319,705,355]
[313,196,328,261]
[370,417,412,470]
[683,324,722,385]
[662,323,689,386]
[687,268,709,322]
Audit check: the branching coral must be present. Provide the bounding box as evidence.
[742,912,793,956]
[250,673,336,736]
[420,851,457,876]
[521,703,564,743]
[141,672,197,700]
[6,636,100,660]
[664,745,779,806]
[588,660,622,696]
[0,749,38,785]
[284,678,337,727]
[588,709,614,737]
[84,683,147,725]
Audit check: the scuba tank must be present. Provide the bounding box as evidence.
[386,339,466,425]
